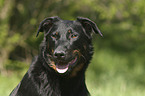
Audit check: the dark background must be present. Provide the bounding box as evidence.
[0,0,145,95]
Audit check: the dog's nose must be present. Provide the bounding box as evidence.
[54,51,65,59]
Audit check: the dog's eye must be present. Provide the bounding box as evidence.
[51,32,59,39]
[71,34,78,38]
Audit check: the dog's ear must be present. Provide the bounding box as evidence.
[77,17,103,37]
[36,16,60,37]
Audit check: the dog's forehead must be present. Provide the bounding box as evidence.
[54,20,82,32]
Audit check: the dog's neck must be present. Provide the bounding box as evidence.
[29,56,89,96]
[46,70,89,96]
[45,63,88,95]
[59,75,89,96]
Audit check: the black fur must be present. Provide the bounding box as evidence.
[10,16,103,96]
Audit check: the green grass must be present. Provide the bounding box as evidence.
[0,75,21,96]
[0,64,27,96]
[86,47,145,96]
[86,71,145,96]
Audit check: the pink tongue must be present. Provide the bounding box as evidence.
[56,67,68,73]
[56,64,69,73]
[55,57,77,73]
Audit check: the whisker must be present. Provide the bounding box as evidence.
[81,54,87,62]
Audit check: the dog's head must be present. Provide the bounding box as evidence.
[36,16,103,76]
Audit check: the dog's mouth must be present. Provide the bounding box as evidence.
[48,50,81,74]
[55,56,77,73]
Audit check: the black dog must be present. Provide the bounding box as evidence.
[10,16,103,96]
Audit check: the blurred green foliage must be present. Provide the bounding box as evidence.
[0,0,145,95]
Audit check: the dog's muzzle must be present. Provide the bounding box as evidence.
[55,56,78,73]
[48,50,80,74]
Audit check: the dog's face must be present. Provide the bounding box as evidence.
[47,21,83,74]
[37,16,103,76]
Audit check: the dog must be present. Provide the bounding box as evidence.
[10,16,103,96]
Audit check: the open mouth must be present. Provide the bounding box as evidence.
[55,56,77,74]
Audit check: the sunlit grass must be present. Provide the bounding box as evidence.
[0,75,21,96]
[86,47,145,96]
[86,72,145,96]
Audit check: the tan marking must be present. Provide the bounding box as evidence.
[56,32,58,35]
[49,61,57,71]
[70,63,84,77]
[68,29,71,33]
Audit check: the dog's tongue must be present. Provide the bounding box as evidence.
[56,67,68,73]
[56,64,69,73]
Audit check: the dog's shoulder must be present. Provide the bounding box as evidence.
[10,71,39,96]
